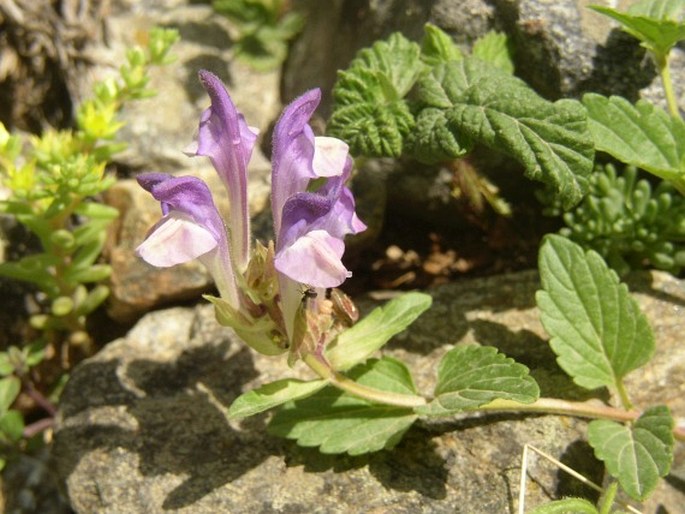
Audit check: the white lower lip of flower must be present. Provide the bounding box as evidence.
[137,212,218,267]
[275,229,349,289]
[312,136,349,177]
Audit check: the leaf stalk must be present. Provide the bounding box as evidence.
[303,353,427,408]
[656,52,680,119]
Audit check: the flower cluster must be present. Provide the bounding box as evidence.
[136,70,366,360]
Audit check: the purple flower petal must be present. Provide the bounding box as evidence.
[195,70,257,270]
[271,89,321,235]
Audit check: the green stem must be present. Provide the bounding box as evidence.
[656,52,680,119]
[598,481,619,514]
[615,379,633,411]
[303,353,427,408]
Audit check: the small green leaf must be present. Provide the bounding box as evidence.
[412,58,593,207]
[25,341,46,367]
[0,258,56,289]
[0,354,13,376]
[328,32,422,157]
[421,23,463,66]
[472,31,514,74]
[228,378,327,419]
[588,405,674,501]
[64,264,112,284]
[326,292,432,371]
[583,94,685,191]
[589,0,685,57]
[73,284,110,316]
[536,235,655,390]
[529,498,599,514]
[417,345,539,416]
[268,358,418,455]
[0,377,20,413]
[0,410,24,442]
[74,201,119,220]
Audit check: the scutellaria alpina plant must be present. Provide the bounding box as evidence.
[137,70,684,512]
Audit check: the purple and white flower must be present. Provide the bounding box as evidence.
[136,70,365,354]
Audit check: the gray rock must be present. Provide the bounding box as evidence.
[284,0,683,110]
[53,270,685,512]
[78,3,282,173]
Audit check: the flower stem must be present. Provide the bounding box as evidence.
[303,353,427,408]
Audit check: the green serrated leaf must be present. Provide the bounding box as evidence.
[588,405,674,501]
[268,358,418,455]
[351,32,424,98]
[328,32,422,157]
[328,97,414,157]
[0,377,20,413]
[472,31,514,74]
[326,292,432,371]
[417,345,539,416]
[421,23,463,66]
[529,497,599,514]
[536,235,655,390]
[589,0,685,57]
[228,378,327,419]
[583,94,685,192]
[413,58,593,207]
[406,107,472,162]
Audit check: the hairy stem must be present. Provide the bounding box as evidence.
[23,417,54,439]
[24,382,57,417]
[304,355,685,441]
[480,397,685,442]
[303,353,427,408]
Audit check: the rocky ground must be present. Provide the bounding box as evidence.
[1,0,684,512]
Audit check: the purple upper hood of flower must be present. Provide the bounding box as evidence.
[270,89,321,238]
[193,70,258,270]
[137,173,224,240]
